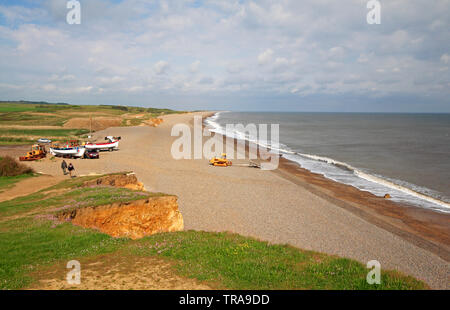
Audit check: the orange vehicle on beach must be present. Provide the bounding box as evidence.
[209,153,232,167]
[19,144,46,161]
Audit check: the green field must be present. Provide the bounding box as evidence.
[0,138,33,145]
[0,101,183,145]
[0,174,427,290]
[0,128,89,137]
[0,113,66,126]
[0,101,181,115]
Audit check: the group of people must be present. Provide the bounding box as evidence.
[61,160,75,177]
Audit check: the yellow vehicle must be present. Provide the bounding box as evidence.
[209,153,232,167]
[19,144,46,161]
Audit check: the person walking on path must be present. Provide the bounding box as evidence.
[68,162,75,178]
[61,160,68,175]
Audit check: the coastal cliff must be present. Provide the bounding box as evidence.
[56,172,183,239]
[58,196,184,239]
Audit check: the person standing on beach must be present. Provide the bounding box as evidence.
[61,160,68,175]
[68,163,75,178]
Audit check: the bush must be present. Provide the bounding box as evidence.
[0,156,34,177]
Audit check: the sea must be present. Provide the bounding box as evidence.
[205,112,450,214]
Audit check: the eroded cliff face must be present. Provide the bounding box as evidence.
[58,196,183,239]
[83,173,145,191]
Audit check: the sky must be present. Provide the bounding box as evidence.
[0,0,449,112]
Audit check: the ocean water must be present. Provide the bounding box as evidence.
[205,112,450,213]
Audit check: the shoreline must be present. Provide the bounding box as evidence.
[203,113,450,261]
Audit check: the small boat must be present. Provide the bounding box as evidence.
[37,138,52,144]
[84,136,121,151]
[49,146,85,158]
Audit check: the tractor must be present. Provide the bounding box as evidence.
[209,153,232,167]
[19,144,47,161]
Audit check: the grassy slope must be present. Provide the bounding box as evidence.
[0,175,427,290]
[131,231,425,290]
[0,102,183,145]
[0,174,34,193]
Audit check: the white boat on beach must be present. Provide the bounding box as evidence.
[49,146,86,158]
[84,136,121,151]
[37,138,52,144]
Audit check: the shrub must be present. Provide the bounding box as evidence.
[0,156,34,177]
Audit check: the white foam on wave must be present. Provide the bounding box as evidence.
[206,112,291,151]
[204,111,225,134]
[296,153,450,212]
[205,112,450,214]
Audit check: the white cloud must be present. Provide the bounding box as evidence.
[258,49,274,65]
[189,60,201,73]
[274,57,289,66]
[154,61,169,75]
[328,47,345,59]
[357,54,370,64]
[226,62,244,74]
[48,74,76,82]
[126,86,144,92]
[42,84,56,91]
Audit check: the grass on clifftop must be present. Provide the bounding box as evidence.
[0,175,159,217]
[0,174,427,290]
[130,231,426,290]
[0,218,126,289]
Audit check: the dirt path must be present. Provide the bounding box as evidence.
[0,175,64,202]
[28,254,213,290]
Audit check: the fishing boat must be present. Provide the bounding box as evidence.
[84,136,121,151]
[49,146,86,158]
[49,140,85,158]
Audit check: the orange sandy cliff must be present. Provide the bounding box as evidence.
[58,196,183,240]
[58,173,184,239]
